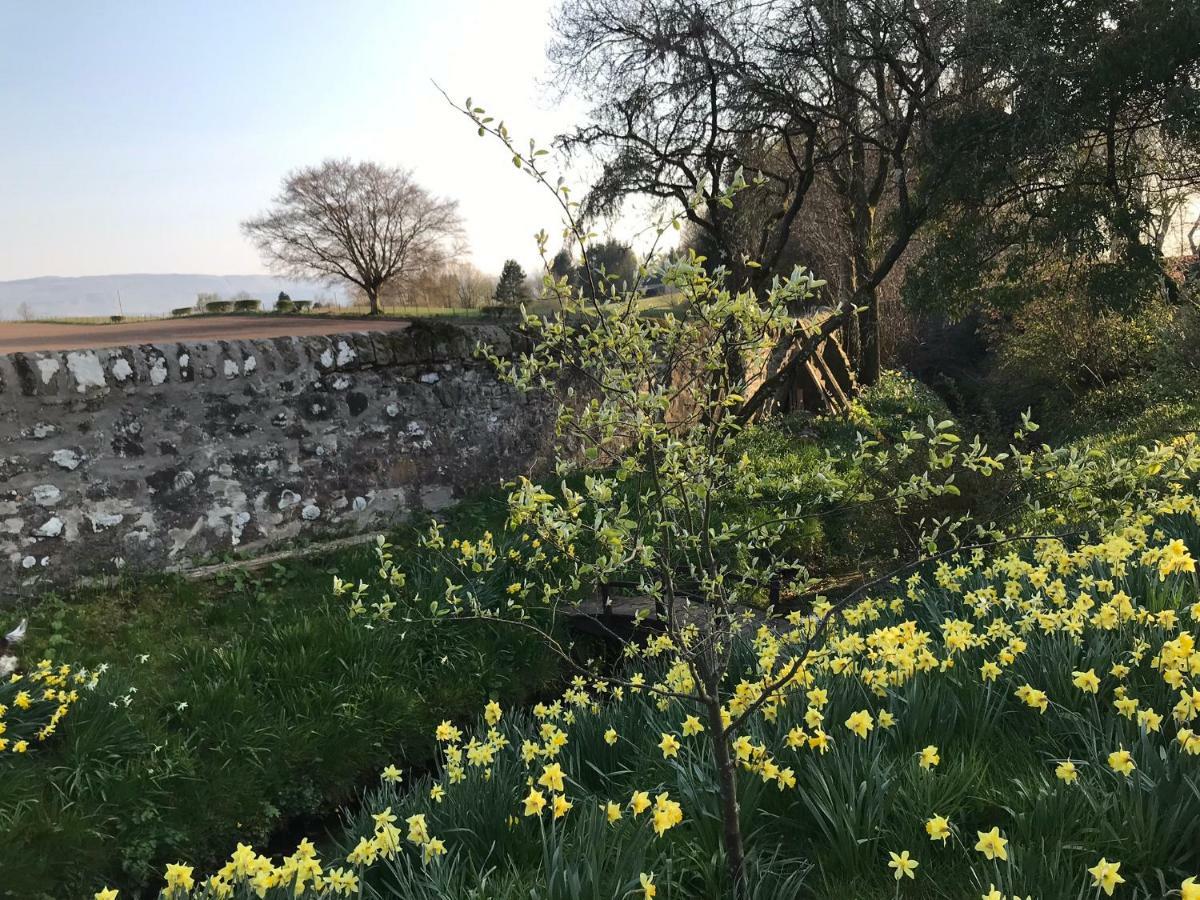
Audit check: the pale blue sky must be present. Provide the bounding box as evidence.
[0,0,587,280]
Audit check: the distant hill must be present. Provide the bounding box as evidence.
[0,274,350,319]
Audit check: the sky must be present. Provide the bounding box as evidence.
[0,0,598,281]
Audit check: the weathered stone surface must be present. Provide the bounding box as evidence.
[0,321,556,595]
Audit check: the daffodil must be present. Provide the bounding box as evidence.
[974,827,1009,861]
[640,872,657,899]
[659,732,681,758]
[1108,747,1136,777]
[163,863,195,895]
[552,792,573,819]
[1087,858,1126,896]
[538,762,566,792]
[887,850,919,880]
[918,745,940,770]
[845,709,873,739]
[380,764,402,784]
[484,700,503,725]
[925,814,950,842]
[630,790,651,816]
[1072,668,1100,693]
[523,788,547,816]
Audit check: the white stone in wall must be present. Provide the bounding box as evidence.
[90,513,124,530]
[336,340,356,366]
[231,510,252,545]
[32,423,57,438]
[301,504,321,520]
[419,372,440,384]
[36,357,61,384]
[223,359,240,378]
[277,489,301,510]
[179,353,191,369]
[332,376,351,391]
[51,449,82,470]
[66,351,106,392]
[31,485,62,506]
[320,349,334,367]
[352,496,368,512]
[111,358,133,382]
[149,357,168,385]
[21,555,36,569]
[385,403,400,417]
[35,517,64,537]
[243,355,257,373]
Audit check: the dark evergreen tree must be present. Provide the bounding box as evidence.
[494,259,530,305]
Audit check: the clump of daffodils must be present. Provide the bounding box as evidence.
[1,658,99,754]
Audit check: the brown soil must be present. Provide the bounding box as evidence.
[0,316,410,353]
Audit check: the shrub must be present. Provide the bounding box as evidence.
[274,298,295,313]
[984,289,1170,424]
[233,298,261,312]
[109,315,124,323]
[204,300,233,313]
[170,307,192,317]
[292,300,312,312]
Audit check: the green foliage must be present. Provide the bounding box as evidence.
[984,288,1172,422]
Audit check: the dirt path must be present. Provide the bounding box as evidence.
[0,316,411,353]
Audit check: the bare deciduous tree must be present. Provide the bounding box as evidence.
[550,0,1009,386]
[242,159,466,316]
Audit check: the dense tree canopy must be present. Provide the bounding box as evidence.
[550,0,1200,385]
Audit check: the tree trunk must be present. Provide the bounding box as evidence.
[366,286,382,316]
[705,698,748,898]
[859,285,881,385]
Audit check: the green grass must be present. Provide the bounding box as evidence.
[0,495,558,899]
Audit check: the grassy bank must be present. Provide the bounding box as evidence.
[124,439,1200,899]
[1,495,557,899]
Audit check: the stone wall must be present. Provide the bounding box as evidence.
[0,322,554,595]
